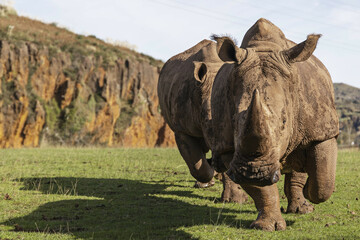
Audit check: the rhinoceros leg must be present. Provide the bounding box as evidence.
[284,170,314,214]
[240,183,286,231]
[304,138,337,204]
[241,183,286,231]
[175,133,214,183]
[220,172,248,203]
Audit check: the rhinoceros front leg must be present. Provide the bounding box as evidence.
[284,170,314,214]
[304,138,337,204]
[241,183,286,231]
[175,133,214,183]
[221,172,248,203]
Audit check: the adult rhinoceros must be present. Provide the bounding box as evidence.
[158,18,339,231]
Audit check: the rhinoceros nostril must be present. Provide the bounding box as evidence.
[271,170,280,183]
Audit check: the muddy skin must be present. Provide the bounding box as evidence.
[303,138,337,204]
[174,133,214,184]
[194,172,248,204]
[221,172,248,203]
[284,171,314,214]
[241,183,286,231]
[158,18,339,231]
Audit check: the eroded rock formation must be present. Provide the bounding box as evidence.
[0,40,175,148]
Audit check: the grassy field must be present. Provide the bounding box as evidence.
[0,148,359,240]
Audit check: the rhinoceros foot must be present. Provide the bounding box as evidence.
[194,179,215,188]
[286,199,314,214]
[250,210,286,231]
[220,172,248,204]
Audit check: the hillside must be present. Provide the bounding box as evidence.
[333,83,360,146]
[0,6,175,147]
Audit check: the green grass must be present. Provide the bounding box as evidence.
[0,148,359,239]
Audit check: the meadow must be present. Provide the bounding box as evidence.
[0,147,359,239]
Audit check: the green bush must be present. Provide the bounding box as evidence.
[44,98,61,132]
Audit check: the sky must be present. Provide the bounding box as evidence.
[3,0,360,88]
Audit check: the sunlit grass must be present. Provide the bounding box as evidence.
[0,147,359,239]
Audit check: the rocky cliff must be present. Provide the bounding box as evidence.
[0,9,175,148]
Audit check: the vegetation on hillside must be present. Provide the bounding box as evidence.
[333,83,360,147]
[0,5,162,67]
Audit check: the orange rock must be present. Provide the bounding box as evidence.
[122,110,175,148]
[0,39,176,148]
[30,55,57,102]
[59,79,75,109]
[0,95,29,148]
[86,101,120,146]
[23,101,45,147]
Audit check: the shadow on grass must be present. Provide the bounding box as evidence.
[2,177,262,239]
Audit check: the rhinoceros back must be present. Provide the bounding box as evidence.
[158,40,222,137]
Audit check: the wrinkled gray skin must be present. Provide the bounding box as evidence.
[158,18,339,231]
[157,38,248,203]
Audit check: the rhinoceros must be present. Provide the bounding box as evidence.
[158,18,339,231]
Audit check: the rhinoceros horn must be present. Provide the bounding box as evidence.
[239,89,272,156]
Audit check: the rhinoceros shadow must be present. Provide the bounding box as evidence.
[1,177,273,239]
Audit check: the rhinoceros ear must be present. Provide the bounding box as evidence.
[211,35,246,62]
[282,34,321,63]
[193,61,208,83]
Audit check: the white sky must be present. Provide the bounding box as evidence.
[4,0,360,88]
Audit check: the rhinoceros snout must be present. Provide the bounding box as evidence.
[226,167,280,185]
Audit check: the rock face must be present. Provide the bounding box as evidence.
[0,40,175,148]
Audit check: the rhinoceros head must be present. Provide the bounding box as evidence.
[212,27,321,185]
